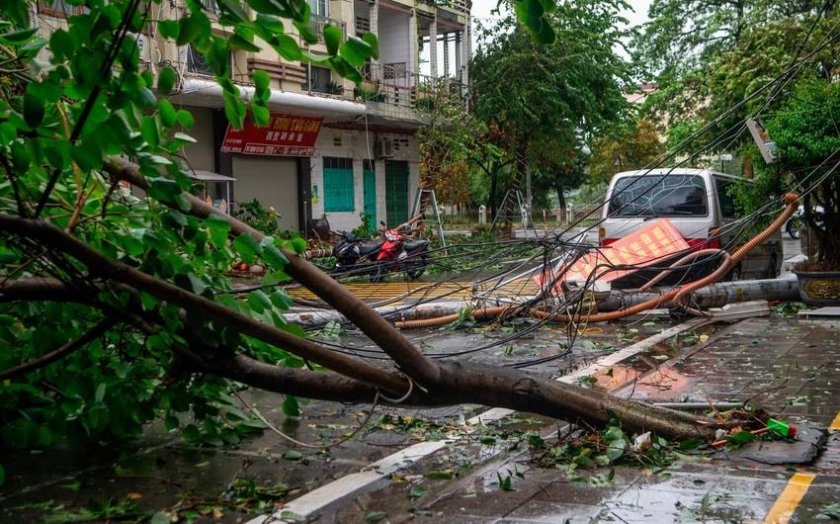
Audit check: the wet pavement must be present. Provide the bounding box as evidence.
[325,316,840,524]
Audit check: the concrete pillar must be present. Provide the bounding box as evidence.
[429,16,438,79]
[370,0,380,82]
[442,32,449,77]
[454,30,461,80]
[409,9,418,81]
[461,20,470,88]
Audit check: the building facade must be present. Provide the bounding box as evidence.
[35,0,471,234]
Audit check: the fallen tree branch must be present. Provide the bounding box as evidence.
[104,158,442,388]
[0,316,118,380]
[0,213,407,394]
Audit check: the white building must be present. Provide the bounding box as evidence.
[35,0,471,234]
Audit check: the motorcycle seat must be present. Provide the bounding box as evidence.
[359,242,382,256]
[404,239,430,251]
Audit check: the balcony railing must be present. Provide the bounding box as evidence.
[311,14,347,44]
[299,62,469,118]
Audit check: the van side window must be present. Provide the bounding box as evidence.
[715,177,737,219]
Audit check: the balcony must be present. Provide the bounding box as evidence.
[311,14,347,44]
[295,62,467,122]
[417,0,470,17]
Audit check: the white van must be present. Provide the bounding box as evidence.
[599,168,782,281]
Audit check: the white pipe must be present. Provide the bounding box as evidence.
[173,78,367,116]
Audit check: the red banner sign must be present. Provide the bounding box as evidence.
[221,113,323,157]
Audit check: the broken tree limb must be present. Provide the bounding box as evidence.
[0,213,407,394]
[104,158,442,388]
[0,316,118,380]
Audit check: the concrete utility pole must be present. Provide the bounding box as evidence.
[525,164,533,228]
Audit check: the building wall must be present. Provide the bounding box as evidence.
[310,129,419,233]
[378,10,411,71]
[181,107,216,172]
[232,156,300,231]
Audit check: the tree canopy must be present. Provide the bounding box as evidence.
[470,0,633,214]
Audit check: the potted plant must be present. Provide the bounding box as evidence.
[761,76,840,305]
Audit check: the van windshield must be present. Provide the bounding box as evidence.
[607,175,709,218]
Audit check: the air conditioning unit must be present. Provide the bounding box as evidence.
[132,33,153,66]
[376,138,394,158]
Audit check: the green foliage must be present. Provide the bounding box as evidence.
[0,0,378,454]
[232,198,281,236]
[471,1,631,212]
[588,119,665,184]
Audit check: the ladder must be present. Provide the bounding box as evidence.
[491,188,537,239]
[410,187,447,249]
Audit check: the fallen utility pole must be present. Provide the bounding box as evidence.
[283,276,798,328]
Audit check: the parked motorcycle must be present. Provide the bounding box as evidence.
[332,224,431,282]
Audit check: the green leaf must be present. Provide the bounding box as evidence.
[44,142,70,170]
[23,91,44,127]
[273,34,302,61]
[0,464,4,486]
[140,115,160,147]
[365,511,387,523]
[230,34,261,52]
[206,213,232,247]
[252,103,270,127]
[159,99,177,128]
[158,20,179,39]
[289,236,306,254]
[175,272,208,295]
[223,91,246,130]
[283,450,303,461]
[0,27,37,44]
[233,234,262,263]
[282,396,301,417]
[216,0,250,22]
[177,14,207,46]
[172,132,197,144]
[176,109,195,129]
[261,241,288,269]
[360,32,378,60]
[157,66,177,94]
[247,290,272,313]
[323,24,342,56]
[253,69,270,91]
[339,36,372,68]
[151,511,172,524]
[148,177,182,202]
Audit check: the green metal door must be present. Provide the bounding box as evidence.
[385,161,409,227]
[363,164,377,234]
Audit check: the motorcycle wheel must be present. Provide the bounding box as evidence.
[406,253,430,280]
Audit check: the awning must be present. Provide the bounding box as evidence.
[191,170,236,182]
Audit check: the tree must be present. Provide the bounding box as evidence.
[0,0,729,473]
[417,84,482,208]
[471,0,632,224]
[635,0,835,149]
[588,119,665,184]
[759,75,840,268]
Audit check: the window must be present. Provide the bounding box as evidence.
[608,174,709,218]
[308,0,328,17]
[186,45,215,76]
[715,176,738,219]
[302,65,333,94]
[323,157,355,212]
[37,0,84,17]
